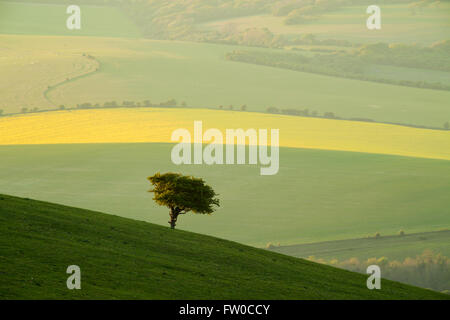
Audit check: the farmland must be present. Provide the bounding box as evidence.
[0,44,98,112]
[0,33,449,126]
[0,1,449,126]
[0,142,449,247]
[0,0,449,298]
[0,108,449,246]
[1,108,450,160]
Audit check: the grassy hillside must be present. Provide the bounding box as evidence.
[0,143,449,247]
[201,3,450,45]
[308,4,450,45]
[270,230,450,261]
[1,34,450,127]
[1,108,450,160]
[0,194,447,299]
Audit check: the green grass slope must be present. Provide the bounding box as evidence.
[0,144,449,247]
[0,194,447,300]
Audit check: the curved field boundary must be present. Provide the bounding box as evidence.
[43,55,101,106]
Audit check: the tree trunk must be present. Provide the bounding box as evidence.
[169,215,177,229]
[169,209,179,229]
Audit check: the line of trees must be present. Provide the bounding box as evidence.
[226,45,450,92]
[357,41,450,73]
[204,26,357,49]
[1,98,186,117]
[264,106,450,130]
[19,107,40,113]
[6,101,449,131]
[266,106,342,120]
[74,98,183,110]
[307,250,450,293]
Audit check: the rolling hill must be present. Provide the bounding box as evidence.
[1,33,450,127]
[1,0,449,299]
[201,3,450,45]
[269,230,450,261]
[0,194,447,299]
[0,142,449,247]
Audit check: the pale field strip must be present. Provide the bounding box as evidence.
[0,108,449,161]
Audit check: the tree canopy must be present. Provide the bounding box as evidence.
[148,172,220,229]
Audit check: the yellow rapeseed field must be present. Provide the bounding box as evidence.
[0,108,449,160]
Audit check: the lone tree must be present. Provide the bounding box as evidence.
[148,172,220,229]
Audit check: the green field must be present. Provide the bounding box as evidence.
[365,64,450,86]
[1,34,450,127]
[1,1,449,126]
[0,194,447,299]
[270,230,450,261]
[0,1,140,38]
[0,143,449,247]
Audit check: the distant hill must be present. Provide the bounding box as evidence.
[0,194,447,299]
[269,230,450,261]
